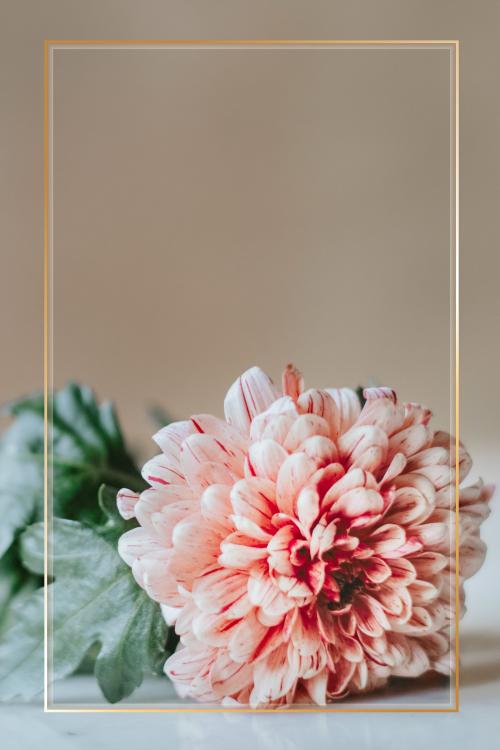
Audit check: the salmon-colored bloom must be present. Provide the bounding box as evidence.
[117,366,492,706]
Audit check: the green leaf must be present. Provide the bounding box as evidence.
[0,416,44,557]
[0,587,45,700]
[0,383,144,557]
[0,519,169,702]
[0,548,41,636]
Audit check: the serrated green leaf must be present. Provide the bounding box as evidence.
[0,548,41,636]
[0,588,45,699]
[0,519,168,702]
[0,383,144,557]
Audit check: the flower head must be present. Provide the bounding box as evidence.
[117,366,492,706]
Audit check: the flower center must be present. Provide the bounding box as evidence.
[325,564,365,611]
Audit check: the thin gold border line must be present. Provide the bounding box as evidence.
[454,39,461,713]
[41,706,457,715]
[44,39,459,714]
[45,39,458,45]
[43,38,49,715]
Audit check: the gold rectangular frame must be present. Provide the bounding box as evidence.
[43,39,460,713]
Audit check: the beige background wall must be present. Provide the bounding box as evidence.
[1,1,498,478]
[52,45,451,454]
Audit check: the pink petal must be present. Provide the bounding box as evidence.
[313,462,347,504]
[310,518,336,558]
[409,551,447,577]
[170,513,222,585]
[300,435,338,466]
[276,452,318,515]
[388,424,433,459]
[403,402,432,427]
[361,556,392,583]
[150,500,195,546]
[338,425,388,472]
[384,484,432,526]
[326,657,356,696]
[284,414,330,452]
[408,580,439,605]
[330,487,384,520]
[189,414,248,451]
[141,454,185,487]
[135,485,196,536]
[192,610,240,646]
[406,446,449,470]
[413,464,454,490]
[152,419,195,463]
[354,593,390,637]
[303,669,328,705]
[267,524,298,575]
[160,603,182,626]
[250,643,296,706]
[391,640,430,678]
[390,605,436,635]
[409,520,450,551]
[250,413,295,444]
[379,452,407,485]
[219,532,268,569]
[282,363,304,400]
[224,367,280,434]
[277,574,313,599]
[296,486,320,533]
[291,610,322,656]
[363,386,397,403]
[228,610,281,663]
[322,467,375,509]
[248,570,295,617]
[386,557,417,584]
[132,550,180,604]
[231,515,272,542]
[376,585,407,617]
[118,527,161,566]
[305,560,326,594]
[230,477,276,529]
[181,433,244,491]
[247,439,288,481]
[116,488,139,520]
[193,567,252,618]
[357,394,404,435]
[365,524,406,554]
[325,387,362,437]
[297,389,342,440]
[210,650,254,698]
[164,645,216,688]
[200,484,233,530]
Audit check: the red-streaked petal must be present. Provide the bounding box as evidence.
[365,524,406,554]
[325,387,362,438]
[224,367,280,433]
[276,452,318,515]
[142,454,185,487]
[116,488,139,520]
[192,567,251,618]
[247,439,288,481]
[284,414,330,452]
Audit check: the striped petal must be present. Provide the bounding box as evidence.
[224,367,280,433]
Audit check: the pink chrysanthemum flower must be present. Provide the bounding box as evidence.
[117,365,493,707]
